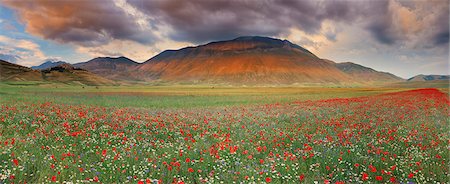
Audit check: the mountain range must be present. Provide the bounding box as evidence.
[0,59,114,85]
[2,36,436,86]
[31,60,69,70]
[407,74,449,82]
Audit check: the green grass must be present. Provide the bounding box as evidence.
[0,83,407,109]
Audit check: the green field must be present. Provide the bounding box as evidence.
[0,82,418,109]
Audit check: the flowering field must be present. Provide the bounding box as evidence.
[0,88,448,183]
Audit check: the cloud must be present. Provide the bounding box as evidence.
[1,0,448,67]
[0,53,21,62]
[0,35,47,66]
[365,0,449,48]
[125,0,449,50]
[127,0,361,43]
[2,0,157,46]
[76,39,191,62]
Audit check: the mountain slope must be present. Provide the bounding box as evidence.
[0,59,43,81]
[74,56,139,81]
[138,36,355,84]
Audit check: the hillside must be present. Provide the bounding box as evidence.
[0,59,43,81]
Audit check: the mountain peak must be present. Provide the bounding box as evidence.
[31,60,68,70]
[90,56,138,64]
[228,36,317,57]
[233,36,283,42]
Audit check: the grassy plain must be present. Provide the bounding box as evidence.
[0,82,416,109]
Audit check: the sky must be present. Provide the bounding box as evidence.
[0,0,448,78]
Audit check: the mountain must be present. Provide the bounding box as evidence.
[0,59,43,81]
[3,36,404,86]
[0,60,114,85]
[335,62,403,82]
[407,74,450,82]
[31,60,69,70]
[135,36,401,85]
[74,56,139,81]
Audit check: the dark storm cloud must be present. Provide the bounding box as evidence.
[362,0,396,45]
[434,31,449,45]
[128,0,366,43]
[2,0,448,49]
[1,0,157,46]
[129,0,449,48]
[432,7,449,46]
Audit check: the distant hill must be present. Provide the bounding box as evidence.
[41,63,115,85]
[335,62,403,83]
[31,60,69,70]
[0,60,114,85]
[74,56,139,81]
[407,75,450,82]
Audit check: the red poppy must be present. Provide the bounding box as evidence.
[265,177,272,183]
[362,172,368,181]
[51,176,56,182]
[390,165,396,171]
[188,168,194,173]
[299,174,305,181]
[369,165,377,172]
[375,176,383,181]
[390,177,396,182]
[93,176,99,182]
[12,159,18,166]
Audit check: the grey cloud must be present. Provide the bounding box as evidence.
[0,53,21,63]
[2,0,157,46]
[2,0,448,50]
[128,0,355,43]
[129,0,448,49]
